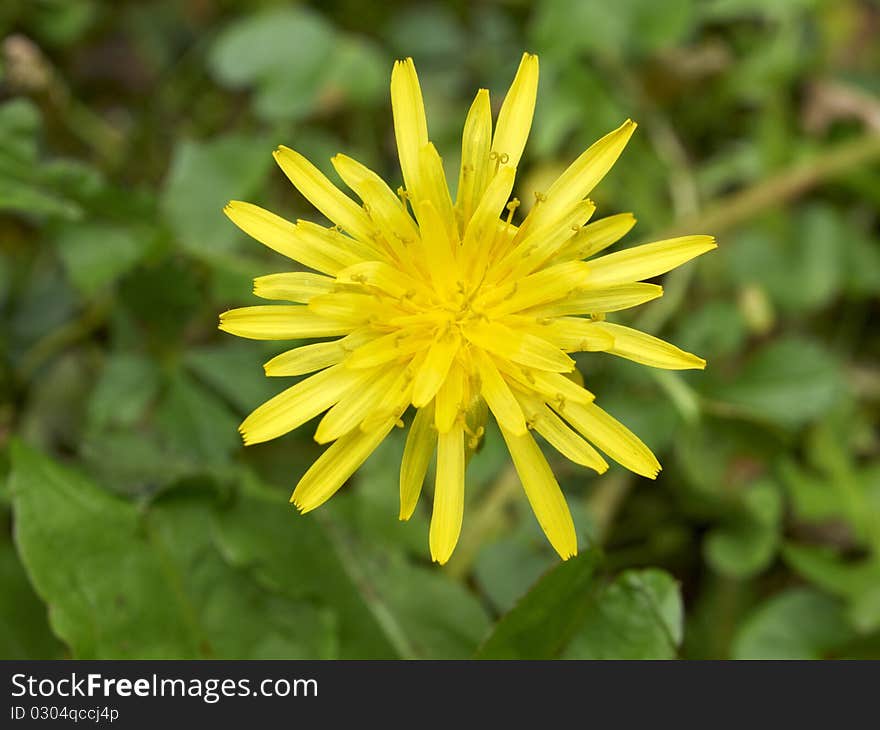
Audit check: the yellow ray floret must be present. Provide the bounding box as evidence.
[219,53,716,564]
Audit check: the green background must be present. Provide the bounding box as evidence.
[1,0,879,659]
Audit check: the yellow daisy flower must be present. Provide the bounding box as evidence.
[219,53,716,565]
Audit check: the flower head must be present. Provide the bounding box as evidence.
[220,53,715,564]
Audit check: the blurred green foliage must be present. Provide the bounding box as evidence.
[1,0,879,659]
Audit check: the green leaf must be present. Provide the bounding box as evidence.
[215,477,490,659]
[474,534,555,613]
[160,135,271,257]
[54,222,149,296]
[704,478,782,579]
[726,206,843,314]
[0,98,41,163]
[208,8,335,122]
[156,371,241,468]
[8,442,336,658]
[87,353,160,431]
[475,551,601,659]
[782,543,880,632]
[563,569,684,659]
[531,0,695,58]
[476,559,684,659]
[732,588,855,659]
[363,554,491,659]
[705,337,845,428]
[0,535,64,658]
[184,343,278,415]
[212,485,398,659]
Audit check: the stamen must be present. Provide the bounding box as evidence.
[505,198,520,225]
[489,150,510,174]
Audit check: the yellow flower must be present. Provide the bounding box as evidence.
[219,53,715,565]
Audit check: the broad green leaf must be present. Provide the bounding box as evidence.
[184,343,278,415]
[118,256,203,342]
[363,554,491,659]
[783,543,880,632]
[732,588,855,660]
[780,458,846,522]
[8,442,335,658]
[475,551,601,659]
[212,484,398,659]
[87,353,160,431]
[208,8,335,122]
[209,8,333,88]
[0,535,64,659]
[704,479,782,579]
[0,98,41,163]
[156,371,241,467]
[161,135,271,257]
[563,569,684,659]
[531,0,695,58]
[705,337,845,428]
[474,535,555,613]
[726,206,843,314]
[54,222,149,296]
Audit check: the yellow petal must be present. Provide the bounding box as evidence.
[499,426,578,560]
[400,403,437,520]
[219,305,359,340]
[273,146,377,244]
[505,316,614,353]
[527,370,595,407]
[455,88,492,229]
[498,199,595,277]
[528,119,637,232]
[587,235,717,287]
[416,199,457,288]
[315,365,404,443]
[413,143,458,244]
[360,355,419,432]
[391,58,429,196]
[434,362,465,433]
[463,320,575,373]
[224,201,364,274]
[348,178,420,269]
[337,260,423,300]
[345,329,427,369]
[473,348,527,435]
[593,322,706,370]
[525,283,663,317]
[491,53,539,173]
[263,330,373,376]
[556,212,637,261]
[291,417,397,513]
[460,166,517,275]
[412,329,460,407]
[484,261,590,316]
[429,423,465,564]
[557,400,661,478]
[307,292,380,322]
[529,401,607,473]
[253,272,335,302]
[331,154,420,234]
[240,364,373,445]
